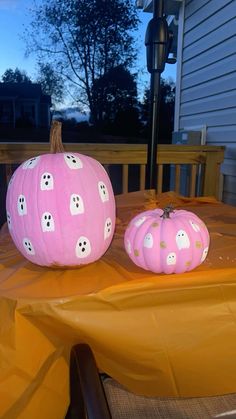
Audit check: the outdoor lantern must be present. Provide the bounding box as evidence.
[145,14,169,73]
[6,121,116,267]
[124,206,210,274]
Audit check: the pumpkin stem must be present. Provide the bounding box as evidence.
[161,204,174,219]
[50,120,65,153]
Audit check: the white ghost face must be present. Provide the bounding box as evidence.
[176,230,190,250]
[40,172,54,191]
[70,194,84,215]
[64,153,83,169]
[144,233,153,248]
[23,238,35,255]
[166,252,177,265]
[125,239,132,254]
[22,156,40,169]
[201,247,209,262]
[17,195,27,216]
[98,181,109,202]
[134,216,146,227]
[75,236,91,258]
[104,217,112,240]
[189,220,200,232]
[7,212,12,230]
[41,212,55,232]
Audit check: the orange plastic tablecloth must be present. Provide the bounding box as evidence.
[1,190,236,419]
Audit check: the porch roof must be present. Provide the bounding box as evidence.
[0,83,51,105]
[137,0,183,15]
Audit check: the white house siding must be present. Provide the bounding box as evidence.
[176,0,236,205]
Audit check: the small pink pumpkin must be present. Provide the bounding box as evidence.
[6,122,116,267]
[124,206,210,274]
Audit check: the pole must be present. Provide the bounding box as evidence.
[146,71,161,190]
[145,0,165,190]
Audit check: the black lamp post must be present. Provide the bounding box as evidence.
[145,0,174,190]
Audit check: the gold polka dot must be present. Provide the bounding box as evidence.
[195,241,202,248]
[134,249,139,257]
[185,261,191,267]
[152,222,159,227]
[160,241,166,249]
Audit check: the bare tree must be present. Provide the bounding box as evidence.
[25,0,139,122]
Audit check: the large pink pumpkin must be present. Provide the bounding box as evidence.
[124,206,210,274]
[6,126,115,267]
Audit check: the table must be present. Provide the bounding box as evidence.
[0,190,236,418]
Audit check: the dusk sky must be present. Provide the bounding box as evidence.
[0,0,176,104]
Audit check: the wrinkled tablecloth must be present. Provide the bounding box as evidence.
[0,190,236,418]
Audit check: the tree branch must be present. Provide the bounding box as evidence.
[59,71,87,91]
[56,26,85,83]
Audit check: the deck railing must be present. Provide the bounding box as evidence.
[0,142,225,199]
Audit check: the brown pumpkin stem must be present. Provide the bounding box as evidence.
[49,120,65,153]
[161,204,174,219]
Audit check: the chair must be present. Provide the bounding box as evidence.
[66,343,236,419]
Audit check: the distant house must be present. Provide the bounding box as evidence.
[139,0,236,205]
[0,83,51,128]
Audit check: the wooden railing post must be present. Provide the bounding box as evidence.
[122,165,129,194]
[203,149,225,199]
